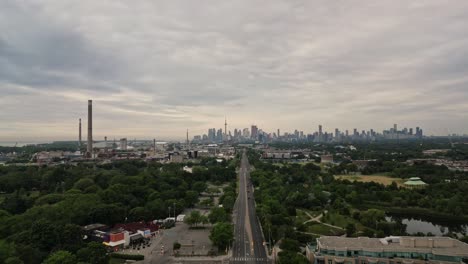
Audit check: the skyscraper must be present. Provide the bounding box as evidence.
[243,128,250,138]
[251,125,258,140]
[318,125,323,142]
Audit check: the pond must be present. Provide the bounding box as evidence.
[386,215,468,236]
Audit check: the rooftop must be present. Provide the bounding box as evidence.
[317,236,468,256]
[404,177,427,185]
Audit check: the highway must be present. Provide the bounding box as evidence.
[231,151,269,264]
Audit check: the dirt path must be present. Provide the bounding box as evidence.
[301,210,344,230]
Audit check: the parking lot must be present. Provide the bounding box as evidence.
[121,210,216,263]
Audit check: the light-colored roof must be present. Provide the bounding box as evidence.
[404,177,427,185]
[317,236,468,256]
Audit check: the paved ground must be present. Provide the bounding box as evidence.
[121,210,216,264]
[231,151,269,264]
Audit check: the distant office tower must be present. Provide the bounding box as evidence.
[409,128,414,135]
[208,128,216,142]
[317,125,323,142]
[277,129,280,138]
[78,118,82,147]
[416,127,423,138]
[215,129,221,141]
[120,138,127,150]
[394,124,398,132]
[104,136,107,152]
[243,128,250,138]
[251,125,258,139]
[87,100,93,157]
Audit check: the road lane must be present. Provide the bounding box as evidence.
[231,151,269,264]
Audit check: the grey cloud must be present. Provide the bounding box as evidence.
[1,0,468,140]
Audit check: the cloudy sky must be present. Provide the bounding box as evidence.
[1,0,468,141]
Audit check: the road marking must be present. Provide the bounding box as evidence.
[231,257,267,261]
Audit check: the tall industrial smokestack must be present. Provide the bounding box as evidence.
[79,118,82,147]
[87,100,93,157]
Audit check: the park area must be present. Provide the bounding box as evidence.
[335,174,404,187]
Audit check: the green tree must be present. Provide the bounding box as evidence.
[129,207,149,221]
[192,182,207,193]
[280,238,300,252]
[221,195,235,212]
[460,236,468,243]
[209,222,233,250]
[208,207,229,224]
[76,242,108,264]
[0,240,15,263]
[184,191,199,207]
[43,251,77,264]
[73,178,95,191]
[277,251,309,264]
[346,223,356,237]
[201,215,209,226]
[58,224,83,251]
[173,242,181,250]
[184,211,202,227]
[360,209,385,229]
[5,257,24,264]
[31,219,57,251]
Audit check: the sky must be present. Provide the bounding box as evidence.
[1,0,468,141]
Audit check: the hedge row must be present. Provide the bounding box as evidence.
[110,253,145,260]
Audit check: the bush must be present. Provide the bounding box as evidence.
[173,242,181,250]
[109,253,144,261]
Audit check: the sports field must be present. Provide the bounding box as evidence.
[335,174,404,187]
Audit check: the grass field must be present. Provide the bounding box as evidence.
[335,174,404,187]
[321,212,367,232]
[109,259,126,264]
[305,222,345,236]
[295,209,322,225]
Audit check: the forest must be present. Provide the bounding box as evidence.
[246,149,468,264]
[0,158,236,264]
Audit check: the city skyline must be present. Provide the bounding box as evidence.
[1,1,468,141]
